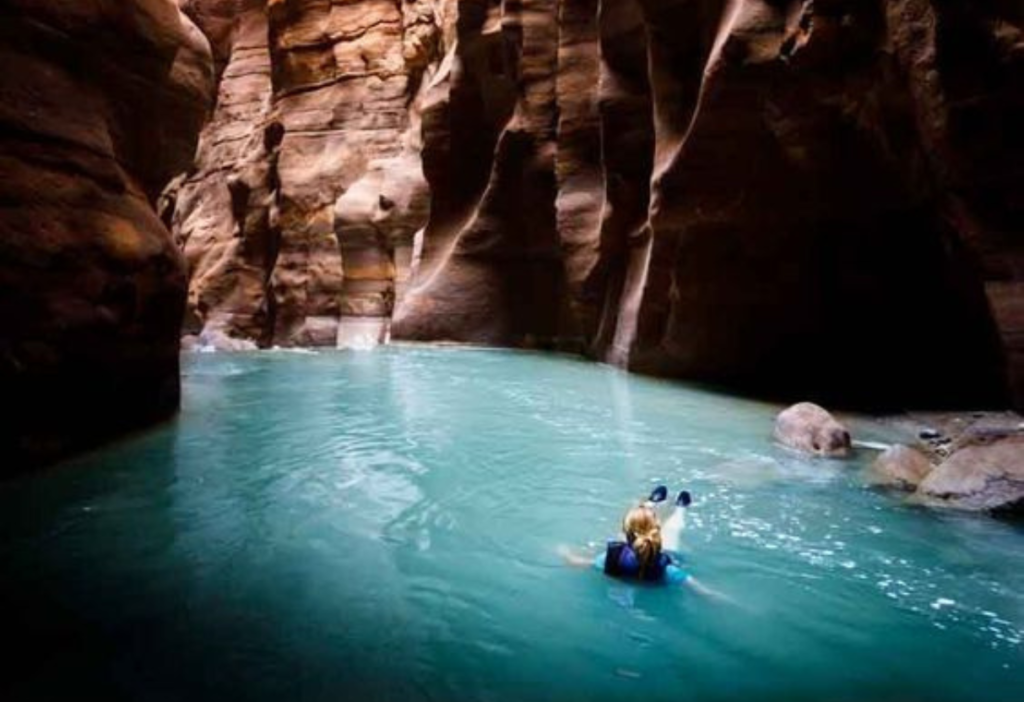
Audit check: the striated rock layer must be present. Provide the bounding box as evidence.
[0,0,214,471]
[170,0,452,348]
[174,0,1023,409]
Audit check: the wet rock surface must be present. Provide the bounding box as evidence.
[866,445,935,491]
[914,434,1024,515]
[774,402,852,458]
[181,330,258,352]
[0,0,214,472]
[866,412,1024,514]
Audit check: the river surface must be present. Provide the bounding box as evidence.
[1,348,1022,701]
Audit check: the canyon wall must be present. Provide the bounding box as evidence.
[2,0,1017,469]
[169,0,454,348]
[174,0,1022,408]
[0,0,214,471]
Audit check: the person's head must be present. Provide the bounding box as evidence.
[623,504,662,573]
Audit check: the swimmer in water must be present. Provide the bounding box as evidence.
[560,486,722,598]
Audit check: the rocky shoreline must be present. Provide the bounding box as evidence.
[869,411,1024,516]
[779,403,1024,517]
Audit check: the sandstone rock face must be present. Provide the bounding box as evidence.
[867,445,934,491]
[0,0,214,471]
[392,0,565,346]
[885,0,1024,409]
[166,0,277,345]
[774,402,852,458]
[170,0,452,349]
[172,0,1022,409]
[914,434,1024,515]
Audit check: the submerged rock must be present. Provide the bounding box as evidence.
[913,435,1024,515]
[866,445,934,491]
[773,403,852,458]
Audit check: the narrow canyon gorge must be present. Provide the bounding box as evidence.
[2,0,1023,469]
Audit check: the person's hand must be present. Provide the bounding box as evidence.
[557,545,594,568]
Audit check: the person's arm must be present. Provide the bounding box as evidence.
[558,544,605,569]
[665,563,732,602]
[683,575,733,603]
[557,545,595,568]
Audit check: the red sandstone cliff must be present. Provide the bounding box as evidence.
[169,0,450,348]
[0,0,214,470]
[172,0,1022,408]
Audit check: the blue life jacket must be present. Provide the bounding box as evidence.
[603,541,671,582]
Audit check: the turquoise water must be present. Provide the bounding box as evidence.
[1,348,1022,701]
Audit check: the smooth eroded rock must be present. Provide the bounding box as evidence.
[171,0,451,348]
[0,0,214,472]
[167,0,1022,410]
[774,402,852,458]
[866,445,934,491]
[913,435,1024,515]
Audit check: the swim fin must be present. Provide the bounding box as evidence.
[648,485,668,503]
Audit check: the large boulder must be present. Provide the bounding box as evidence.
[773,402,851,458]
[913,434,1024,515]
[866,445,934,491]
[0,0,215,472]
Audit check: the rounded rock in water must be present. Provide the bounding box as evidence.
[867,445,934,491]
[773,402,852,458]
[913,435,1024,515]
